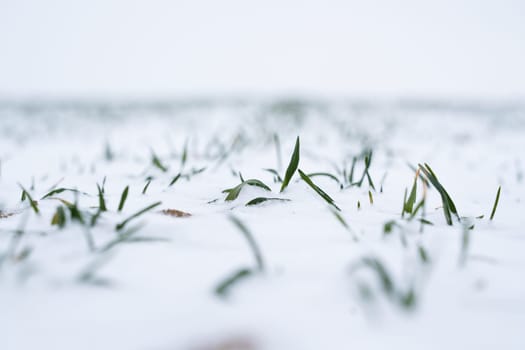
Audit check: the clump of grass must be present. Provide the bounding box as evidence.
[51,206,67,229]
[280,136,300,193]
[48,198,96,251]
[115,201,162,231]
[418,163,459,226]
[352,257,417,310]
[214,216,265,298]
[19,185,39,215]
[96,182,107,212]
[117,186,129,212]
[356,150,375,190]
[298,169,340,211]
[222,178,271,202]
[403,170,419,215]
[489,186,501,221]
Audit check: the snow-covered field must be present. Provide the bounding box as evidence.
[1,100,525,349]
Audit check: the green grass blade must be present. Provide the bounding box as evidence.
[96,183,107,212]
[152,153,168,172]
[51,206,67,228]
[263,168,283,183]
[307,172,341,186]
[298,169,340,211]
[181,140,188,168]
[214,268,254,297]
[115,201,162,231]
[418,164,458,225]
[401,188,407,218]
[404,174,418,214]
[223,184,244,201]
[142,178,152,195]
[280,136,300,192]
[168,173,181,187]
[19,185,39,215]
[229,215,265,271]
[244,179,271,191]
[245,197,290,206]
[117,186,129,212]
[489,186,501,220]
[223,179,271,202]
[41,188,87,200]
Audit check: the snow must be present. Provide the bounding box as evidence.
[1,100,525,349]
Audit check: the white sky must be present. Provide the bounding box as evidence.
[0,0,524,99]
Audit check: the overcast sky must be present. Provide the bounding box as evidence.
[1,0,524,99]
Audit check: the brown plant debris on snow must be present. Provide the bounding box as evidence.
[160,209,192,218]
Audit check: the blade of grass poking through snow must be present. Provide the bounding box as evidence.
[280,136,300,192]
[489,186,501,220]
[401,188,408,218]
[41,188,88,200]
[142,178,152,194]
[229,215,265,271]
[298,169,341,211]
[357,150,375,190]
[418,245,430,263]
[115,201,162,231]
[263,168,283,183]
[245,197,290,206]
[168,173,181,187]
[96,183,107,212]
[418,163,459,225]
[181,140,188,169]
[404,170,419,214]
[51,206,67,229]
[222,179,271,202]
[117,186,129,212]
[214,268,254,297]
[19,185,39,215]
[348,157,357,185]
[307,172,342,188]
[151,152,168,172]
[331,209,358,241]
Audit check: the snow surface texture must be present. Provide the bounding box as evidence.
[1,100,525,350]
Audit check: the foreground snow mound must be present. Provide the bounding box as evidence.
[1,100,525,350]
